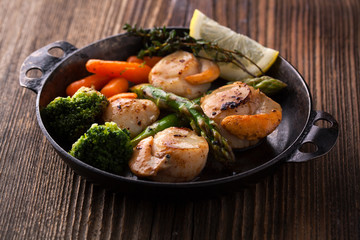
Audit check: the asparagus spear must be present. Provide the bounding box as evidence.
[194,75,285,104]
[241,76,287,96]
[130,113,187,146]
[131,84,235,163]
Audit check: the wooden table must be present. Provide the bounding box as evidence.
[0,0,359,239]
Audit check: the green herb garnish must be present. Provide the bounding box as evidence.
[123,24,263,77]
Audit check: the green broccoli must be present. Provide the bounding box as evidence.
[41,87,109,146]
[69,122,133,174]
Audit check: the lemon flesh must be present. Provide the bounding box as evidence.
[189,9,279,81]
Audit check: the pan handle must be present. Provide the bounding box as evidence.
[286,110,339,163]
[19,41,77,94]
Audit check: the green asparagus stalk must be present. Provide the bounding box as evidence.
[130,113,187,146]
[241,76,287,96]
[131,84,235,163]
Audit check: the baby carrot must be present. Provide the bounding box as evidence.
[100,77,129,98]
[126,56,143,64]
[108,92,138,102]
[86,59,151,84]
[127,56,163,68]
[66,74,111,96]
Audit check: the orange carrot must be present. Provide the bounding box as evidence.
[86,59,151,84]
[108,92,138,102]
[100,78,129,98]
[126,56,144,64]
[127,56,163,68]
[66,79,86,96]
[66,74,111,96]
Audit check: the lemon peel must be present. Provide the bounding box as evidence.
[189,9,279,81]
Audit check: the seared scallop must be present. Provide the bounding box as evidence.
[103,98,160,138]
[200,81,282,149]
[149,50,220,99]
[129,127,209,182]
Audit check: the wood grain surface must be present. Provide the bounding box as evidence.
[0,0,359,239]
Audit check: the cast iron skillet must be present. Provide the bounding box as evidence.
[19,28,338,197]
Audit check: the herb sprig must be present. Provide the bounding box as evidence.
[123,24,263,77]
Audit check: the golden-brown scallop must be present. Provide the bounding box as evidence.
[129,127,209,182]
[102,98,160,138]
[149,50,220,99]
[200,81,282,149]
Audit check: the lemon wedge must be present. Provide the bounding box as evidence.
[189,9,279,81]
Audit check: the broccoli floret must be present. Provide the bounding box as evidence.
[69,122,133,174]
[41,87,109,145]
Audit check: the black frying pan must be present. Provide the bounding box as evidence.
[19,28,338,197]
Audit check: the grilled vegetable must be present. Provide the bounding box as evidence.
[41,87,109,145]
[69,122,133,174]
[127,55,163,67]
[100,77,129,98]
[66,74,112,96]
[130,113,187,146]
[86,59,151,84]
[241,76,287,96]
